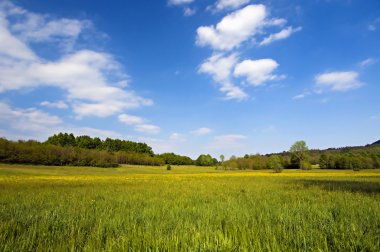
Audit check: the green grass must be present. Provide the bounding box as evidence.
[0,164,380,251]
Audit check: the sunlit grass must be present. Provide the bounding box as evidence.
[0,164,379,251]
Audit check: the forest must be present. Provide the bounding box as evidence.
[0,133,379,170]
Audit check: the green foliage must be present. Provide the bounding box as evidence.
[289,140,310,169]
[159,153,193,165]
[166,164,172,171]
[268,155,283,173]
[45,133,154,155]
[45,133,76,147]
[195,154,217,166]
[0,138,164,167]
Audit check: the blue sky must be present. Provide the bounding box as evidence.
[0,0,379,159]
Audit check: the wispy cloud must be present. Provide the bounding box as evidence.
[169,133,186,142]
[191,127,213,136]
[0,102,121,140]
[259,26,302,46]
[359,58,376,67]
[206,134,247,150]
[209,0,251,12]
[168,0,194,6]
[118,114,160,134]
[315,71,362,92]
[184,7,196,16]
[40,101,68,109]
[368,17,380,31]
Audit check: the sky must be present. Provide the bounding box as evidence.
[0,0,379,159]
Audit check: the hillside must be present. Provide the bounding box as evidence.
[372,140,380,145]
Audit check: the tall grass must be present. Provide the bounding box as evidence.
[0,165,379,251]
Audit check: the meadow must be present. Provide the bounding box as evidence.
[0,164,379,251]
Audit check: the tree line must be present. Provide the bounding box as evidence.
[45,133,154,154]
[1,134,379,170]
[223,141,380,171]
[0,138,164,167]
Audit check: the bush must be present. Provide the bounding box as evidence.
[167,164,172,171]
[300,160,312,170]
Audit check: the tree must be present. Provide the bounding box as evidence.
[219,154,226,170]
[289,140,310,169]
[196,154,217,166]
[268,155,283,173]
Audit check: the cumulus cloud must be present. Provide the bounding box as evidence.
[196,4,299,51]
[315,71,362,92]
[259,26,302,46]
[0,1,152,118]
[196,4,296,99]
[199,53,248,100]
[196,4,267,51]
[191,127,213,136]
[40,101,68,109]
[234,59,282,86]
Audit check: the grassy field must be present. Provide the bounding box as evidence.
[1,164,380,251]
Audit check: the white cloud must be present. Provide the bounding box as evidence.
[206,134,247,150]
[199,53,238,83]
[184,7,196,16]
[0,102,62,132]
[0,15,37,60]
[234,59,281,86]
[191,127,213,136]
[212,0,251,12]
[259,26,302,46]
[315,71,362,92]
[199,53,248,100]
[359,58,376,67]
[0,1,90,52]
[196,4,267,51]
[0,102,122,140]
[135,124,160,134]
[118,114,144,125]
[168,0,194,6]
[219,82,248,100]
[118,113,160,135]
[169,133,186,142]
[292,91,311,100]
[40,101,68,109]
[0,2,152,118]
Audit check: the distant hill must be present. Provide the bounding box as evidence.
[372,140,380,145]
